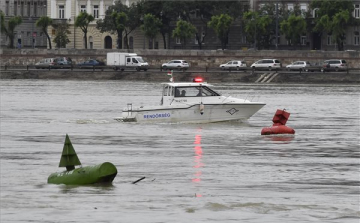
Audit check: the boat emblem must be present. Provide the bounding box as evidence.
[226,108,239,115]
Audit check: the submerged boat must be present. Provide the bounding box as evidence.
[115,78,265,123]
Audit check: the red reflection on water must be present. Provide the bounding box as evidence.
[192,129,203,186]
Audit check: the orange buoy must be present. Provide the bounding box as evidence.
[261,109,295,135]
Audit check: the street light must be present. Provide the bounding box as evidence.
[30,15,35,48]
[68,17,75,48]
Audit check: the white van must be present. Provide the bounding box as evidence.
[106,53,149,71]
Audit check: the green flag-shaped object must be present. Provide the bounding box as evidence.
[59,134,81,171]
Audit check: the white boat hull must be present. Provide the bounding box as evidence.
[116,103,265,123]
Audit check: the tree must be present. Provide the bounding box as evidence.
[75,12,94,49]
[96,1,141,50]
[141,13,161,49]
[311,0,354,51]
[36,16,53,49]
[0,11,22,48]
[243,11,274,50]
[172,20,196,48]
[52,22,70,48]
[280,14,306,49]
[208,14,233,50]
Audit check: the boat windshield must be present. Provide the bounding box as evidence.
[174,86,221,97]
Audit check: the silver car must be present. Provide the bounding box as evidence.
[162,60,189,71]
[35,58,57,69]
[323,59,348,71]
[286,61,311,71]
[250,59,282,71]
[220,60,247,70]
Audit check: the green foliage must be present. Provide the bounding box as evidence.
[52,23,70,48]
[0,11,22,48]
[96,1,141,49]
[141,13,161,48]
[280,14,306,48]
[75,12,94,49]
[172,20,196,48]
[243,11,274,50]
[208,14,233,50]
[36,16,53,49]
[311,0,354,50]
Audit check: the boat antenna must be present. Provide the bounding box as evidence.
[59,134,82,171]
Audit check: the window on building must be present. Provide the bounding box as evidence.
[89,36,93,49]
[14,2,17,15]
[27,2,31,16]
[58,5,64,18]
[195,35,198,44]
[34,2,37,16]
[327,35,332,45]
[5,1,9,16]
[149,38,153,49]
[80,5,86,13]
[129,36,133,49]
[176,38,181,44]
[300,3,307,17]
[354,4,360,18]
[155,41,159,49]
[242,35,247,44]
[93,5,99,18]
[355,31,360,45]
[301,36,307,45]
[287,3,294,11]
[20,2,24,16]
[313,8,319,18]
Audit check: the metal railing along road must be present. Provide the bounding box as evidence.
[0,65,359,74]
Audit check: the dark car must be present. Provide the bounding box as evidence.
[320,61,331,72]
[55,57,73,68]
[77,59,105,69]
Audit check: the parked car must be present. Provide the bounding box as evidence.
[76,59,105,69]
[306,62,323,72]
[162,60,189,70]
[35,58,57,69]
[320,61,332,72]
[250,59,282,70]
[219,60,247,70]
[286,61,311,71]
[55,57,73,68]
[322,59,348,71]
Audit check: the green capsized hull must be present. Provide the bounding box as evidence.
[48,162,117,185]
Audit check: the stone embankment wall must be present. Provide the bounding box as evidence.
[1,49,359,68]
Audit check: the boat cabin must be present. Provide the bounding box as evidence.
[161,82,221,105]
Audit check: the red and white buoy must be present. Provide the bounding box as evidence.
[261,109,295,135]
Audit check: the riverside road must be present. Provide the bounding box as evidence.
[1,66,359,84]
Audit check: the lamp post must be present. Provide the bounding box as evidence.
[68,17,75,48]
[30,15,35,48]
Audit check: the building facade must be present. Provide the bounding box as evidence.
[0,0,48,49]
[1,0,359,50]
[250,0,360,51]
[47,0,163,50]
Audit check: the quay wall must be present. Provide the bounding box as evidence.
[1,70,359,84]
[1,49,359,68]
